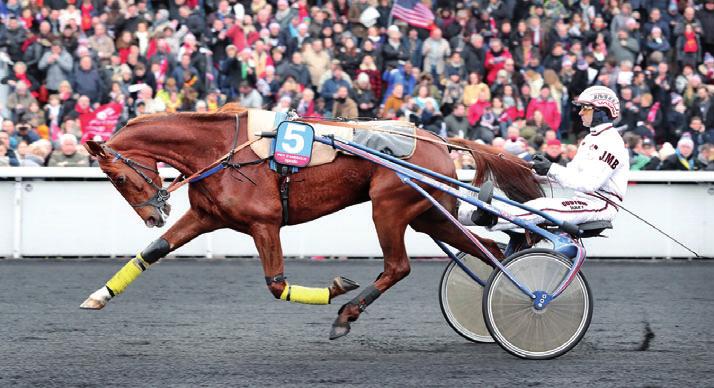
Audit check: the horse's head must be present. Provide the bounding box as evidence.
[85,140,171,228]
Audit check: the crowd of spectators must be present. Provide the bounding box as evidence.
[0,0,713,171]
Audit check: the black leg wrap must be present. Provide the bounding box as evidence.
[265,273,287,285]
[330,286,381,340]
[141,238,171,264]
[346,285,382,312]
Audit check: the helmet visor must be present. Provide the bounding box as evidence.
[572,99,593,109]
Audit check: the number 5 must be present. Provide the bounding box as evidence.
[282,124,305,154]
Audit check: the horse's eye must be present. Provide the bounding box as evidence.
[116,175,127,185]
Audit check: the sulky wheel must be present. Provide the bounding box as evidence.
[482,248,593,359]
[439,252,494,343]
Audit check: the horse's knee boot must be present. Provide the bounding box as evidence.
[141,238,171,264]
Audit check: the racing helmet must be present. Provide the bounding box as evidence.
[573,86,620,120]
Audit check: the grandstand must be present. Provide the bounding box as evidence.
[0,0,713,170]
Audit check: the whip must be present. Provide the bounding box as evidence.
[595,191,702,258]
[609,200,701,258]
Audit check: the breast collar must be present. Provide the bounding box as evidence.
[589,123,613,136]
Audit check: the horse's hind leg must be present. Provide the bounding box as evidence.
[329,203,414,340]
[80,209,217,310]
[251,223,360,305]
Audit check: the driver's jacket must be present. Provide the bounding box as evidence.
[548,122,629,203]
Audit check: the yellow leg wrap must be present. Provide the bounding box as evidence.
[105,253,150,296]
[279,283,330,305]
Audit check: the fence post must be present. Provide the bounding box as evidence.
[206,233,214,259]
[13,177,23,259]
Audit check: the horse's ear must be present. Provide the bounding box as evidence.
[85,141,107,158]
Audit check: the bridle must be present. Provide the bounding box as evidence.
[103,145,171,215]
[96,114,260,218]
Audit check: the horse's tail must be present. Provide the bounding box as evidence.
[448,138,544,203]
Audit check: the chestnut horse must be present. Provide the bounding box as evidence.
[80,104,542,339]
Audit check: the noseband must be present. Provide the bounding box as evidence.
[103,145,170,215]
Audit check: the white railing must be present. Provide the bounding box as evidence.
[1,168,713,258]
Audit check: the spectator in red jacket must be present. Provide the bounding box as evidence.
[467,89,492,126]
[526,86,561,133]
[484,38,512,84]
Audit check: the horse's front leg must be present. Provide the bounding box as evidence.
[80,209,216,309]
[251,223,360,305]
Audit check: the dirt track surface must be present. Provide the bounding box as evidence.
[1,259,713,387]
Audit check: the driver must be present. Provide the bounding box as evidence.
[459,85,629,230]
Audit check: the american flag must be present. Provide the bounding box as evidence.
[391,0,435,29]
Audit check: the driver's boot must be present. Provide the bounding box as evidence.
[470,180,497,227]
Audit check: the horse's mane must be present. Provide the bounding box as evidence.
[448,138,544,203]
[113,103,249,138]
[217,103,249,115]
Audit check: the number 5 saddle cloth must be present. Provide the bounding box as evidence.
[246,109,416,168]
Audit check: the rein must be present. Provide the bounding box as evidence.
[164,137,263,193]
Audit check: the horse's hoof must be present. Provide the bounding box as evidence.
[329,321,351,340]
[333,276,360,293]
[80,287,111,310]
[79,297,106,310]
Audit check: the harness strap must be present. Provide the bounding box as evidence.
[225,114,242,165]
[223,157,269,169]
[278,167,291,225]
